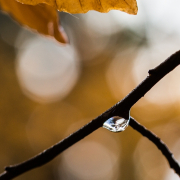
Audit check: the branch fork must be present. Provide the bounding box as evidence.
[1,50,180,179]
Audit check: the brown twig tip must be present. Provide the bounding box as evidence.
[148,69,155,75]
[4,166,15,173]
[1,50,180,179]
[4,167,10,172]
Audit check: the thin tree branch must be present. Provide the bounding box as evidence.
[1,50,180,179]
[129,117,180,175]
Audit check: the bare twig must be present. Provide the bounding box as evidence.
[129,117,180,175]
[1,50,180,179]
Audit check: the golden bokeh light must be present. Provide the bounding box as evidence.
[15,33,80,103]
[133,39,180,105]
[57,121,120,180]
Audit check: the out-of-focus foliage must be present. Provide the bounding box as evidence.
[16,0,138,14]
[0,0,68,43]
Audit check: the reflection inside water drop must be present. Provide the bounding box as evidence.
[103,116,130,132]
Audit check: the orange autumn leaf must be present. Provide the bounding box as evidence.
[17,0,138,14]
[0,0,68,44]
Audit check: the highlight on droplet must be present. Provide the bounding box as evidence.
[103,116,130,132]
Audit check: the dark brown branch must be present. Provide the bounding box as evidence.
[1,50,180,179]
[129,117,180,175]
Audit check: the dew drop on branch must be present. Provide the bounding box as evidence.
[103,116,130,132]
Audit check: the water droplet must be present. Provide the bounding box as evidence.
[103,116,130,132]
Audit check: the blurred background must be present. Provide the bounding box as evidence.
[1,0,180,179]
